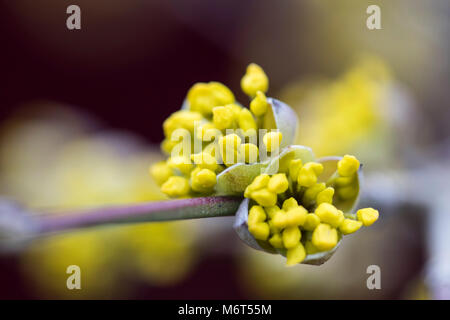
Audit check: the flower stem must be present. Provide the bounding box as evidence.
[36,196,242,234]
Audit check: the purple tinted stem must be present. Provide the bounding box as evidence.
[37,196,242,234]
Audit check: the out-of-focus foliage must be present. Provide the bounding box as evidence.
[279,56,416,169]
[0,106,198,298]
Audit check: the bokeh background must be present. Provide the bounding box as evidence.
[0,0,449,299]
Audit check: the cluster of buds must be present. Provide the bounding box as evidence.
[244,155,378,265]
[150,64,292,198]
[150,63,380,266]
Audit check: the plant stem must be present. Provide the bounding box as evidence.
[36,196,242,234]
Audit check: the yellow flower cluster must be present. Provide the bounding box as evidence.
[281,56,392,158]
[151,63,282,198]
[245,155,379,266]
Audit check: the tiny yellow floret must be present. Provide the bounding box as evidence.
[239,143,259,164]
[241,63,269,97]
[316,187,335,205]
[286,243,306,266]
[244,173,270,197]
[302,183,326,206]
[269,233,284,249]
[337,155,360,177]
[314,203,344,228]
[238,108,258,132]
[161,176,190,197]
[263,131,283,152]
[272,210,288,229]
[219,133,242,166]
[356,208,379,226]
[250,91,269,116]
[191,152,218,172]
[167,156,194,175]
[187,82,234,116]
[339,219,363,235]
[191,168,217,193]
[249,222,270,241]
[268,173,289,194]
[303,213,321,231]
[149,161,173,186]
[282,226,301,249]
[265,205,281,219]
[312,223,338,251]
[282,197,299,211]
[286,206,308,227]
[212,106,235,130]
[250,188,277,207]
[297,162,323,187]
[336,185,358,200]
[248,205,267,225]
[288,159,303,182]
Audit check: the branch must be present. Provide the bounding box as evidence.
[0,196,242,249]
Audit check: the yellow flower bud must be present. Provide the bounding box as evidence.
[244,173,270,197]
[212,106,235,130]
[282,226,301,249]
[219,133,242,166]
[268,220,281,234]
[269,233,284,249]
[336,185,358,200]
[187,82,234,116]
[268,173,289,194]
[195,122,218,142]
[191,168,217,193]
[227,103,242,117]
[285,206,308,227]
[303,213,321,231]
[282,197,298,211]
[272,210,288,229]
[314,203,344,228]
[249,222,270,241]
[263,131,283,153]
[302,183,326,206]
[288,159,303,182]
[312,223,338,252]
[250,91,269,116]
[265,205,281,219]
[149,161,173,186]
[161,176,190,197]
[191,152,218,172]
[297,162,323,187]
[167,156,194,175]
[250,188,277,207]
[248,205,267,226]
[316,187,335,205]
[241,63,269,97]
[209,82,235,106]
[163,110,203,137]
[339,219,363,235]
[337,155,360,177]
[356,208,379,226]
[239,143,259,164]
[238,108,257,132]
[160,138,178,155]
[334,176,355,187]
[286,242,306,266]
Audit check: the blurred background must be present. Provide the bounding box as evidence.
[0,0,449,299]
